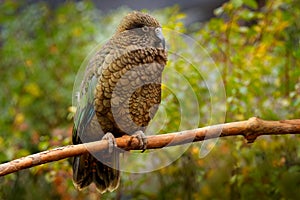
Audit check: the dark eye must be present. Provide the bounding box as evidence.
[142,26,149,32]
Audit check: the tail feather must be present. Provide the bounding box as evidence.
[72,104,120,193]
[72,153,93,190]
[72,150,120,193]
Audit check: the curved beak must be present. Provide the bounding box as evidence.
[155,27,166,49]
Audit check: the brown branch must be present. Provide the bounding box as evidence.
[1,117,300,177]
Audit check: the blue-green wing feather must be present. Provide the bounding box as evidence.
[72,73,120,193]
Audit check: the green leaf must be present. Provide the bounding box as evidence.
[214,6,224,16]
[232,0,243,8]
[243,0,258,9]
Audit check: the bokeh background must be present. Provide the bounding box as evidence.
[0,0,300,199]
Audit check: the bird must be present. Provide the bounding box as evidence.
[72,11,168,193]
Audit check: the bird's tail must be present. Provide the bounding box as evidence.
[72,149,120,193]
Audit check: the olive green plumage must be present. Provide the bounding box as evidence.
[72,11,167,193]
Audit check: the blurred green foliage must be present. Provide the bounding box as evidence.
[0,0,299,199]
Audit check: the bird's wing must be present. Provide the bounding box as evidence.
[72,41,113,144]
[72,75,100,144]
[72,43,120,192]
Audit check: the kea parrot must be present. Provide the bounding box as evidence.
[72,11,167,193]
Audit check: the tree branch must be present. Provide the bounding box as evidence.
[1,117,300,177]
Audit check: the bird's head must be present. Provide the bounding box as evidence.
[116,11,166,50]
[117,11,161,32]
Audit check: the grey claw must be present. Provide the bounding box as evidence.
[133,130,148,152]
[102,132,116,153]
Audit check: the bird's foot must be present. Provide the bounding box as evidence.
[132,130,148,152]
[102,132,117,154]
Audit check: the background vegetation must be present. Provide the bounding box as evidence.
[0,0,299,199]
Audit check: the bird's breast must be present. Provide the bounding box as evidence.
[94,54,165,136]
